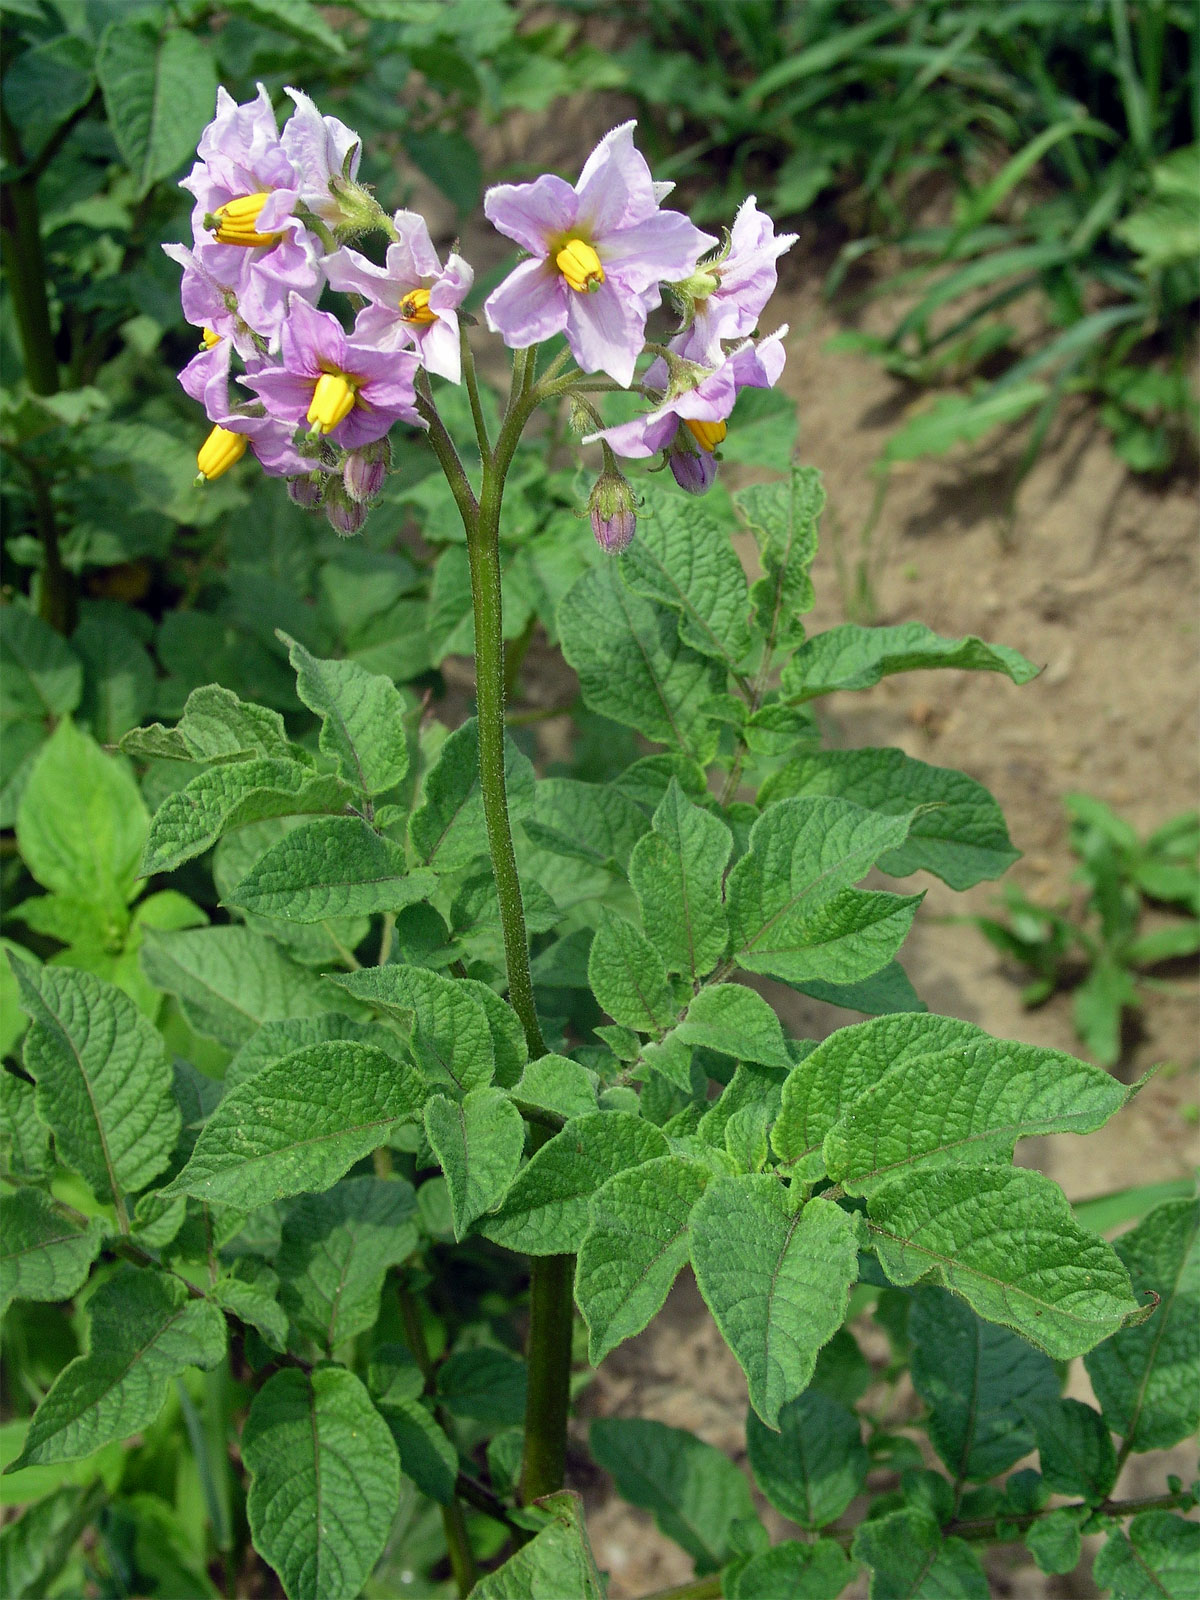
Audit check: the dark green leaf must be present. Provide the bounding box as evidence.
[747,1391,867,1529]
[96,19,217,194]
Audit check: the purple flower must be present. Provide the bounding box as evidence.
[163,240,260,360]
[483,121,715,387]
[667,442,718,494]
[178,338,311,479]
[240,295,422,449]
[279,86,361,226]
[325,212,473,382]
[673,196,797,363]
[586,467,639,552]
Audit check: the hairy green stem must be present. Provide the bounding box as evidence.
[519,1238,575,1504]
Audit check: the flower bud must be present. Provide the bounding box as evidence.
[287,473,326,509]
[343,437,391,504]
[668,440,717,495]
[324,479,367,536]
[587,468,638,554]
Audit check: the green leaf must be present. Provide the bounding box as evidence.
[726,797,921,984]
[95,18,217,194]
[333,965,495,1093]
[424,1087,525,1238]
[760,748,1018,890]
[853,1507,988,1599]
[1022,1398,1116,1502]
[1085,1198,1199,1453]
[281,633,408,798]
[0,1066,51,1183]
[162,1042,428,1209]
[1093,1511,1200,1600]
[524,777,649,872]
[0,1485,102,1599]
[225,1013,391,1091]
[1025,1507,1084,1576]
[513,1055,598,1121]
[6,1266,225,1471]
[226,816,435,922]
[576,1154,708,1364]
[558,563,722,761]
[589,1417,758,1575]
[73,607,155,745]
[673,985,792,1068]
[629,781,732,981]
[122,684,291,764]
[729,1538,855,1600]
[278,1175,419,1351]
[14,962,178,1205]
[720,386,799,471]
[909,1288,1058,1481]
[738,465,823,652]
[782,621,1038,702]
[480,1111,668,1256]
[437,1346,527,1426]
[460,977,528,1088]
[823,1037,1127,1195]
[881,383,1049,464]
[213,1265,288,1353]
[0,1189,105,1316]
[793,960,924,1015]
[0,608,81,721]
[17,720,147,908]
[376,1396,456,1504]
[242,1367,399,1600]
[587,909,676,1033]
[223,0,347,53]
[141,759,353,876]
[409,717,535,869]
[468,1490,605,1600]
[746,1391,867,1529]
[140,925,354,1048]
[620,489,752,669]
[690,1184,858,1427]
[868,1165,1141,1359]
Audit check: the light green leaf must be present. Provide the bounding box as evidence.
[242,1367,399,1600]
[212,1265,288,1353]
[1084,1198,1199,1454]
[333,964,495,1093]
[728,1538,855,1600]
[823,1037,1127,1194]
[726,797,921,984]
[224,1012,394,1091]
[853,1507,988,1599]
[0,720,42,831]
[278,1175,419,1351]
[480,1111,668,1256]
[14,962,178,1204]
[0,607,81,722]
[377,1396,456,1504]
[673,984,792,1067]
[17,720,147,908]
[882,383,1049,464]
[121,684,291,764]
[738,465,823,652]
[620,489,752,668]
[576,1155,708,1364]
[0,1421,123,1509]
[629,781,732,980]
[282,633,408,798]
[747,1391,867,1529]
[6,1266,226,1471]
[513,1055,598,1121]
[0,1066,51,1183]
[523,776,649,872]
[558,563,722,761]
[141,759,353,876]
[909,1288,1058,1481]
[96,18,217,193]
[782,621,1038,702]
[459,977,528,1088]
[162,1042,428,1209]
[759,748,1018,890]
[869,1165,1142,1358]
[409,717,535,869]
[424,1088,525,1238]
[588,909,676,1033]
[468,1490,606,1600]
[226,816,435,922]
[589,1418,759,1575]
[691,1184,858,1427]
[0,1189,105,1315]
[1025,1508,1085,1577]
[1093,1511,1200,1600]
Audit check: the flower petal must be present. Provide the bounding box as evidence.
[282,86,361,219]
[565,278,647,386]
[239,366,316,425]
[576,120,657,233]
[390,210,442,281]
[484,174,578,255]
[415,318,462,384]
[484,257,567,349]
[280,295,345,377]
[600,211,717,293]
[324,245,396,303]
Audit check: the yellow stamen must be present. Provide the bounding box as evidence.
[208,192,284,247]
[399,287,436,324]
[307,371,358,434]
[555,238,605,294]
[201,327,221,350]
[196,426,247,482]
[684,417,727,452]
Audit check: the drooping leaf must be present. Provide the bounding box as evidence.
[0,1189,105,1316]
[629,781,732,980]
[95,18,217,193]
[225,816,435,922]
[242,1367,399,1600]
[162,1043,428,1209]
[673,984,792,1068]
[333,964,495,1093]
[1092,1510,1200,1600]
[690,1183,858,1427]
[746,1391,868,1529]
[6,1267,226,1471]
[576,1155,708,1364]
[869,1166,1142,1358]
[468,1490,606,1600]
[738,465,823,652]
[587,909,676,1033]
[589,1417,759,1575]
[852,1507,988,1599]
[480,1112,668,1256]
[282,633,409,798]
[728,1538,855,1600]
[409,717,535,869]
[121,684,291,764]
[14,962,179,1205]
[424,1088,526,1238]
[781,620,1039,701]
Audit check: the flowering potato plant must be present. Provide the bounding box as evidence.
[2,86,1198,1600]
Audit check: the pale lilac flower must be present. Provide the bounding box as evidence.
[674,196,797,363]
[483,121,715,387]
[240,296,422,449]
[178,338,311,479]
[279,86,361,225]
[343,438,390,504]
[162,240,260,360]
[324,212,473,382]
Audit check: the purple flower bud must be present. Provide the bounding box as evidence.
[287,473,325,509]
[343,438,390,504]
[325,480,367,536]
[586,469,638,553]
[668,444,717,494]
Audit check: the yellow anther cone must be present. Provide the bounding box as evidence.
[209,192,284,247]
[399,287,436,324]
[684,417,727,452]
[555,238,604,293]
[197,426,247,481]
[307,372,358,434]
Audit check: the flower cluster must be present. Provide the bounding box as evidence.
[168,89,795,545]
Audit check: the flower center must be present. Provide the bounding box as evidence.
[206,193,285,247]
[307,371,359,434]
[196,426,247,482]
[201,327,221,349]
[399,287,436,324]
[684,417,727,452]
[555,238,604,294]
